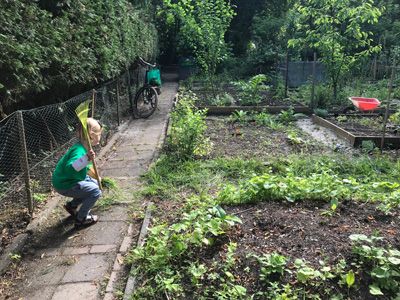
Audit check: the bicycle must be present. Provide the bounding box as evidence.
[132,57,162,118]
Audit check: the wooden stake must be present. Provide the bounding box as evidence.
[311,51,317,109]
[83,127,102,190]
[85,91,101,188]
[91,89,96,118]
[17,111,33,216]
[380,62,396,152]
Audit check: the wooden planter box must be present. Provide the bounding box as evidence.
[312,115,400,148]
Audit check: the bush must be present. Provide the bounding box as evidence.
[167,91,211,160]
[0,0,158,112]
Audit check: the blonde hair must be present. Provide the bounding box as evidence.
[87,117,102,134]
[78,118,102,146]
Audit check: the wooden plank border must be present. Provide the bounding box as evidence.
[197,105,312,115]
[312,115,400,149]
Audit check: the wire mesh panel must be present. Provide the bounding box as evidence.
[0,66,143,252]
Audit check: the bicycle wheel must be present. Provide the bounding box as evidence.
[133,86,158,118]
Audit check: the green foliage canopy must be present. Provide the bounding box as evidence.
[0,0,158,114]
[162,0,235,76]
[287,0,383,100]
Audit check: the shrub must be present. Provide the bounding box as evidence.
[167,91,211,160]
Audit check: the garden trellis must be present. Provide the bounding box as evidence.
[0,65,144,219]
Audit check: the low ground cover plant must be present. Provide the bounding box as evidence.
[218,155,400,212]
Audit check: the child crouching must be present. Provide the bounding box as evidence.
[52,117,102,227]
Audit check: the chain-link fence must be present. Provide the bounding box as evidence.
[0,65,145,247]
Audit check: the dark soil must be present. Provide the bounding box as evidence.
[222,200,399,299]
[205,117,328,159]
[327,115,400,137]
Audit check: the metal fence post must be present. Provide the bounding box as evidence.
[17,111,33,216]
[284,50,289,98]
[126,68,134,114]
[311,52,317,109]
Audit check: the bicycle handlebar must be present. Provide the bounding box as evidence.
[138,56,156,68]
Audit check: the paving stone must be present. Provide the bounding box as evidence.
[90,244,117,254]
[103,292,114,300]
[42,248,62,257]
[79,221,128,245]
[119,236,132,254]
[52,282,99,300]
[61,254,110,283]
[62,246,90,255]
[133,151,154,161]
[105,271,118,293]
[131,143,156,151]
[23,285,57,300]
[24,256,69,287]
[127,224,134,236]
[101,164,146,177]
[99,206,129,221]
[112,254,124,271]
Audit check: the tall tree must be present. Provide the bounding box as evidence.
[162,0,235,77]
[287,0,383,100]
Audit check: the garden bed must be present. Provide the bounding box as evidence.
[312,114,400,148]
[205,116,326,158]
[152,198,400,299]
[190,86,312,115]
[131,100,400,299]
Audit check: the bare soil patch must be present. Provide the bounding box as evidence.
[326,115,399,137]
[205,117,328,159]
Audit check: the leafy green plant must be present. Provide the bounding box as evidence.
[350,234,400,297]
[321,199,339,217]
[33,193,47,203]
[9,253,21,262]
[229,110,249,124]
[167,91,211,160]
[232,74,269,106]
[128,195,241,299]
[314,108,329,118]
[361,140,377,153]
[277,108,296,124]
[254,112,283,130]
[255,252,288,282]
[209,92,234,106]
[336,116,348,123]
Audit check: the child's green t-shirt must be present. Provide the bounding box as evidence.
[52,142,89,190]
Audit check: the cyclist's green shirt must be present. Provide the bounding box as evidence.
[52,142,90,190]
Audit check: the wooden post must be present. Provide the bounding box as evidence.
[284,50,289,98]
[372,54,377,81]
[91,89,96,118]
[381,63,396,152]
[116,80,121,126]
[17,111,33,216]
[311,51,317,109]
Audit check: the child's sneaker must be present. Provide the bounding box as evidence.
[63,202,77,216]
[75,214,99,227]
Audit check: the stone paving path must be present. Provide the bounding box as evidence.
[9,76,178,300]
